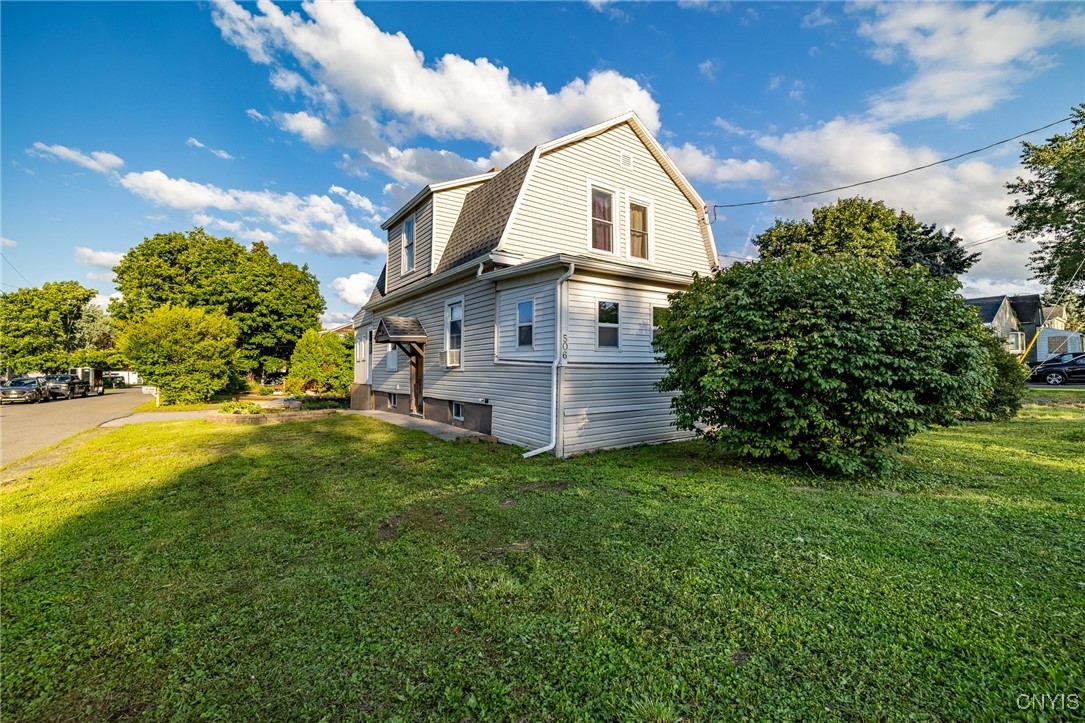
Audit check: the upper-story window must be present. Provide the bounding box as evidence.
[401,215,416,274]
[517,299,534,348]
[598,300,620,348]
[629,201,650,260]
[591,187,615,253]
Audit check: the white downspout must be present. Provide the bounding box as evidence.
[523,262,575,458]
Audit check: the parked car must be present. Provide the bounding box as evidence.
[44,373,91,399]
[1,377,51,404]
[1029,352,1085,386]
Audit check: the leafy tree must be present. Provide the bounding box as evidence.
[74,302,114,351]
[117,304,239,404]
[284,329,353,396]
[0,281,95,374]
[1007,104,1085,299]
[111,229,324,377]
[654,256,992,476]
[755,197,978,278]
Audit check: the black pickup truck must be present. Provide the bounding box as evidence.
[44,373,92,399]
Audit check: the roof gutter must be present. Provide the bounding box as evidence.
[523,262,575,459]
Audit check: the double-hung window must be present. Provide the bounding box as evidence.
[517,299,534,348]
[591,187,614,253]
[629,201,650,260]
[355,330,365,362]
[401,216,416,274]
[446,299,463,355]
[597,301,620,348]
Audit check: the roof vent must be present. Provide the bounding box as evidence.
[620,151,633,169]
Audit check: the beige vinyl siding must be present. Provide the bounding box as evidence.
[564,278,674,363]
[385,199,434,295]
[363,275,555,449]
[502,123,713,276]
[561,365,691,455]
[495,274,558,362]
[431,183,487,273]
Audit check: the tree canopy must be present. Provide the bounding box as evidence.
[654,256,993,475]
[117,304,239,404]
[111,229,325,376]
[1007,104,1085,303]
[755,197,979,278]
[0,281,96,374]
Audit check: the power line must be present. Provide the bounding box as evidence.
[0,252,32,287]
[712,115,1073,213]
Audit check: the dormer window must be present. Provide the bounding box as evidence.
[401,215,416,274]
[590,187,614,253]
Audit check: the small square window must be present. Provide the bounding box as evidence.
[452,401,464,420]
[598,300,619,348]
[517,299,534,348]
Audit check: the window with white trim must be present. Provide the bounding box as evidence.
[597,300,620,348]
[590,187,615,253]
[389,392,398,408]
[1007,331,1025,352]
[629,201,650,260]
[517,299,534,348]
[401,215,416,274]
[446,299,463,353]
[386,343,398,371]
[651,305,669,341]
[452,401,464,421]
[355,330,365,362]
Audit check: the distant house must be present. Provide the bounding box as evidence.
[321,322,354,339]
[349,112,717,456]
[965,294,1082,362]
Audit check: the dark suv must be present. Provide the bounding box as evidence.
[45,373,91,399]
[1029,352,1085,386]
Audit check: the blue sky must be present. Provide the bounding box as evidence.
[2,1,1083,326]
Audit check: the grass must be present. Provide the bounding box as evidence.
[2,391,1082,721]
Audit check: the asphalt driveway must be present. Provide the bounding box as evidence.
[0,387,148,466]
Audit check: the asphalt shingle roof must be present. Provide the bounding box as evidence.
[434,148,535,274]
[963,295,1006,324]
[375,316,428,342]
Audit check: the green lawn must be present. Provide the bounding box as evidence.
[3,391,1083,721]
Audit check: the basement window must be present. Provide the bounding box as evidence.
[452,401,465,421]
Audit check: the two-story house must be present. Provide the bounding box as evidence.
[965,294,1083,363]
[350,112,718,457]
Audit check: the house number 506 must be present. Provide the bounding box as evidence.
[561,334,569,360]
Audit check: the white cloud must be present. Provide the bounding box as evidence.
[328,185,379,215]
[959,276,1046,298]
[766,74,784,92]
[188,136,235,160]
[753,117,1033,283]
[666,143,777,186]
[1,237,16,248]
[118,170,385,257]
[211,1,659,182]
[330,271,378,306]
[321,311,354,328]
[712,117,753,137]
[246,108,271,124]
[698,59,717,81]
[74,246,124,268]
[858,3,1085,123]
[27,142,124,174]
[86,271,114,282]
[801,7,833,29]
[91,293,121,310]
[186,137,206,149]
[788,80,805,103]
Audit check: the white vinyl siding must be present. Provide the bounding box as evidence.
[502,122,713,276]
[386,343,398,371]
[496,275,556,361]
[385,200,433,294]
[565,279,674,363]
[358,273,560,448]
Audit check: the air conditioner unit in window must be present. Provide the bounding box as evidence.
[440,349,461,367]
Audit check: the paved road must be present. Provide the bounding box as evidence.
[0,387,147,466]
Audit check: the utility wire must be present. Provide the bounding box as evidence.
[712,115,1073,214]
[0,252,32,287]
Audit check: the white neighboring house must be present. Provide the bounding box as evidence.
[350,112,718,456]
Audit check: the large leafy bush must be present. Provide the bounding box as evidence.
[654,256,993,475]
[961,331,1027,422]
[284,329,353,396]
[117,304,239,405]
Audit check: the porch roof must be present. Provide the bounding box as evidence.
[375,316,428,344]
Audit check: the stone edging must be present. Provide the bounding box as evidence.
[206,409,340,425]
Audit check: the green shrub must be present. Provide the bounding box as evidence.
[284,330,353,396]
[221,401,264,415]
[654,256,991,476]
[300,399,346,410]
[961,331,1027,421]
[258,386,274,396]
[117,305,239,405]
